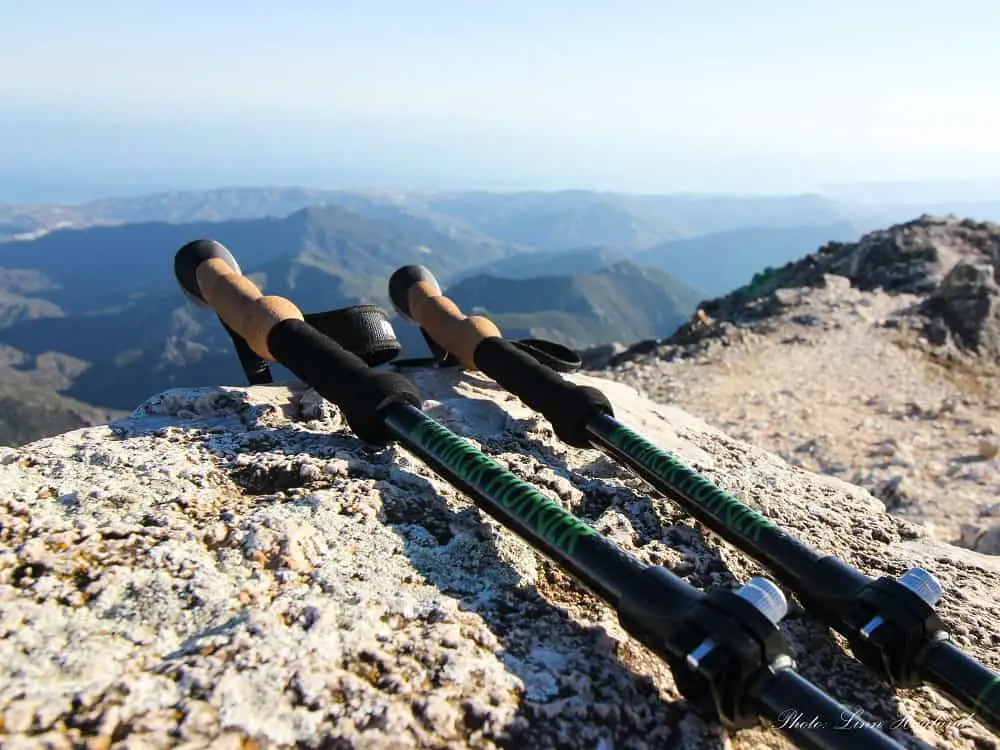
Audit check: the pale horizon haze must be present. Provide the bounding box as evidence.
[2,1,999,202]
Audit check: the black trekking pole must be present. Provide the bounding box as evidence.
[173,239,906,750]
[387,263,1000,737]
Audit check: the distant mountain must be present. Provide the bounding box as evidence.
[1,187,860,253]
[444,261,703,349]
[452,246,627,283]
[0,346,126,446]
[423,192,668,251]
[417,190,855,252]
[635,222,861,297]
[0,186,352,239]
[0,204,523,423]
[0,204,516,316]
[0,187,492,244]
[611,193,857,236]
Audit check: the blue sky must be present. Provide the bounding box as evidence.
[2,1,999,199]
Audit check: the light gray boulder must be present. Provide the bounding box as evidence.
[2,370,998,749]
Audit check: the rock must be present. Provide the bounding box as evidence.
[1,371,998,749]
[870,439,899,457]
[873,474,911,509]
[870,440,916,469]
[960,523,1000,555]
[773,287,801,306]
[979,438,1000,460]
[960,523,982,548]
[979,526,1000,554]
[606,338,660,368]
[926,260,1000,359]
[939,397,960,414]
[579,342,626,370]
[821,274,852,292]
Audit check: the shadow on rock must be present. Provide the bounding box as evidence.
[380,464,720,749]
[483,415,925,745]
[106,385,725,749]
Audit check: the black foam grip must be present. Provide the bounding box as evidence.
[474,337,613,447]
[267,318,422,445]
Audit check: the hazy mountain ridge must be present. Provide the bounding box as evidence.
[0,186,861,252]
[0,187,366,240]
[0,203,528,435]
[0,204,518,316]
[451,246,628,283]
[5,185,1000,253]
[445,261,704,348]
[401,190,863,251]
[635,221,862,296]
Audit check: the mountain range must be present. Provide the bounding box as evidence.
[1,187,861,246]
[447,262,703,348]
[0,185,958,446]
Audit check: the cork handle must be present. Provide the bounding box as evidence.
[196,259,305,359]
[175,240,304,360]
[406,281,500,369]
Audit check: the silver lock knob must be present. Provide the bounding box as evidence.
[687,577,789,672]
[860,567,943,639]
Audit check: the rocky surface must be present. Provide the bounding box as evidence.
[2,368,999,749]
[603,216,1000,550]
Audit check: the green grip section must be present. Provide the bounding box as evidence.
[406,418,595,556]
[605,424,777,542]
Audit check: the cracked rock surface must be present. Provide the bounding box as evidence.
[2,369,999,749]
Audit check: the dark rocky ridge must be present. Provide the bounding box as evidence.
[605,215,1000,367]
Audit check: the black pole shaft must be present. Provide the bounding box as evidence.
[584,412,870,606]
[587,413,822,575]
[755,670,903,750]
[919,640,1000,731]
[380,404,903,750]
[382,403,654,605]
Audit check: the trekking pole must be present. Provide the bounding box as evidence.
[387,264,1000,736]
[173,239,905,750]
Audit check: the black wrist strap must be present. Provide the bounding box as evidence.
[510,338,582,373]
[305,305,401,367]
[223,304,403,385]
[393,330,582,374]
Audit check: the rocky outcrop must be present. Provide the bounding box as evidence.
[2,370,999,749]
[608,215,1000,367]
[926,260,1000,355]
